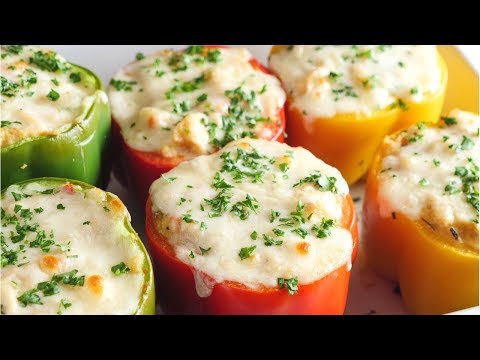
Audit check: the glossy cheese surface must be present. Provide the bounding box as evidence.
[109,46,285,159]
[269,45,442,118]
[1,45,98,148]
[378,109,479,252]
[150,139,353,292]
[1,181,146,314]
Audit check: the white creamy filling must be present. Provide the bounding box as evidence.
[150,139,353,292]
[0,45,97,147]
[108,47,286,159]
[1,182,146,315]
[269,45,442,118]
[378,109,479,251]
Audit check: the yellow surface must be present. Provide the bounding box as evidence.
[438,45,479,114]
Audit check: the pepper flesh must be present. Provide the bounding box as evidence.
[0,177,155,315]
[145,195,357,315]
[362,136,479,314]
[270,46,448,185]
[1,65,111,190]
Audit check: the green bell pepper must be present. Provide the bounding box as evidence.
[1,64,111,190]
[1,177,155,315]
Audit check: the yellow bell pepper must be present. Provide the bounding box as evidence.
[269,46,448,185]
[362,120,479,314]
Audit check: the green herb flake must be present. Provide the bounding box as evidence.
[239,245,256,260]
[199,246,211,255]
[110,79,137,92]
[57,299,72,315]
[111,262,131,276]
[277,277,298,295]
[441,116,457,126]
[46,89,60,101]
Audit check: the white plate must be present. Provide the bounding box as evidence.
[46,45,480,315]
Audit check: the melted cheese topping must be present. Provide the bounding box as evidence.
[269,45,442,118]
[1,181,146,315]
[109,46,286,160]
[1,45,99,148]
[150,139,353,294]
[378,109,479,252]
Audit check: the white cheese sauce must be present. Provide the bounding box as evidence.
[269,45,442,118]
[0,45,98,148]
[108,47,286,160]
[378,109,479,251]
[150,139,353,293]
[1,181,146,314]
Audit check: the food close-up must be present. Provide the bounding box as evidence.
[1,45,111,190]
[1,178,154,314]
[1,44,478,315]
[109,45,286,207]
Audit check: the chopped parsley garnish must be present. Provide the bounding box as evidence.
[312,218,335,238]
[199,246,211,255]
[57,299,72,315]
[270,210,281,223]
[136,52,145,61]
[230,194,259,220]
[162,175,177,183]
[69,72,81,83]
[189,251,195,259]
[239,245,256,260]
[46,89,60,101]
[37,279,60,296]
[17,288,42,307]
[263,234,283,246]
[293,171,338,193]
[212,172,233,189]
[441,116,457,126]
[433,159,441,167]
[279,163,289,173]
[182,213,197,224]
[461,136,474,150]
[398,99,409,111]
[111,262,131,276]
[419,178,429,187]
[83,221,91,225]
[328,72,342,81]
[277,277,298,295]
[52,269,85,287]
[197,93,208,103]
[272,228,285,237]
[1,76,19,97]
[204,189,232,218]
[56,204,65,210]
[110,79,137,91]
[1,120,22,128]
[250,231,258,240]
[29,51,68,72]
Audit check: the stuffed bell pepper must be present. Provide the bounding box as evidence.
[1,178,155,314]
[269,45,448,184]
[146,138,358,315]
[109,45,286,207]
[363,109,479,314]
[1,45,111,189]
